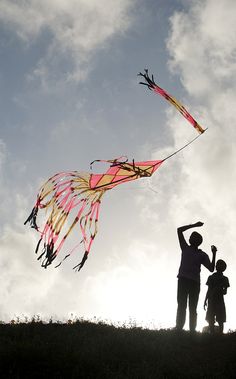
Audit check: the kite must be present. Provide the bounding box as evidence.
[24,70,205,271]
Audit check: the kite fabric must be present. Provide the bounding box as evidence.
[139,69,205,134]
[24,158,163,271]
[25,70,205,271]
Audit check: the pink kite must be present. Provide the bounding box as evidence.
[25,70,205,270]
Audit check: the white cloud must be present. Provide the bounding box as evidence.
[0,139,6,170]
[0,220,175,327]
[0,0,136,86]
[0,140,8,220]
[0,223,80,321]
[79,239,178,328]
[167,0,236,97]
[165,0,236,231]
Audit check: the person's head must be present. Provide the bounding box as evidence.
[216,259,227,273]
[189,231,203,247]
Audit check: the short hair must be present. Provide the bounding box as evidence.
[189,231,203,247]
[216,259,227,272]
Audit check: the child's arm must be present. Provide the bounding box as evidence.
[204,289,209,310]
[204,275,212,310]
[223,277,230,295]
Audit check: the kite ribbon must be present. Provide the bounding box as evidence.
[139,69,205,134]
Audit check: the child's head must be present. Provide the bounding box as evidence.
[189,231,203,247]
[216,259,227,273]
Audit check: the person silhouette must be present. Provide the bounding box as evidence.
[176,222,216,333]
[204,259,230,334]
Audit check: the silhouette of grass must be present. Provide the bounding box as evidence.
[0,319,236,378]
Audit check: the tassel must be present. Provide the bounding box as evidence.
[24,206,39,230]
[73,251,88,272]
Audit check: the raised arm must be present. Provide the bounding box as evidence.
[209,245,217,272]
[177,221,204,249]
[203,245,217,272]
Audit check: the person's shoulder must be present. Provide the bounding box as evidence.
[198,249,209,259]
[223,275,230,283]
[206,274,211,280]
[198,248,206,254]
[211,272,218,278]
[206,273,213,284]
[181,242,190,252]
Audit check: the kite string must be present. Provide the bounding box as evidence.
[147,130,207,194]
[162,130,207,162]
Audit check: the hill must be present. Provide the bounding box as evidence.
[0,320,236,378]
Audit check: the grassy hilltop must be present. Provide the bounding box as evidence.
[0,320,236,378]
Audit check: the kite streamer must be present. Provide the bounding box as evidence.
[139,69,205,134]
[25,70,205,271]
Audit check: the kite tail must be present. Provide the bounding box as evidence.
[138,69,205,134]
[25,171,105,270]
[24,200,40,230]
[38,240,57,268]
[72,198,102,271]
[73,251,89,272]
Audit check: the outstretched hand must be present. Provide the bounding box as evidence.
[195,221,204,227]
[211,245,217,254]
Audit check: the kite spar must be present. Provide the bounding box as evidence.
[24,70,206,271]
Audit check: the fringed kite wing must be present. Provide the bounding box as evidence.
[25,158,163,271]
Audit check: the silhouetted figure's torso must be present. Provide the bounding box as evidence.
[206,272,229,324]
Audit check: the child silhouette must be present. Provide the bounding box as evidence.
[204,259,230,334]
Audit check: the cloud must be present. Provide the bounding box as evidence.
[0,222,82,321]
[167,0,236,97]
[0,140,9,221]
[0,217,176,326]
[133,0,236,242]
[79,239,177,327]
[0,139,6,170]
[165,0,236,226]
[0,0,136,86]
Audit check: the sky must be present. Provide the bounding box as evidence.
[0,0,235,332]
